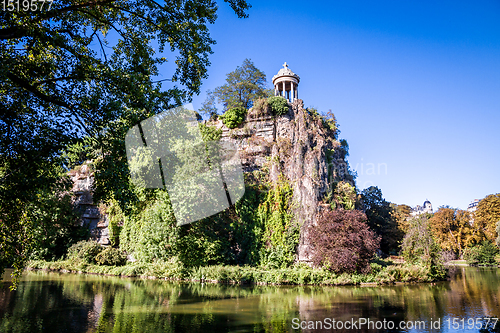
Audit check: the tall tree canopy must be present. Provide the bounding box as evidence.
[429,207,482,256]
[200,58,270,115]
[0,0,251,287]
[474,194,500,244]
[361,186,402,255]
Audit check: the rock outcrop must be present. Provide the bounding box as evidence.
[212,99,353,262]
[70,100,353,259]
[69,164,110,246]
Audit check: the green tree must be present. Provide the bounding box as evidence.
[200,58,270,115]
[402,214,446,279]
[463,241,499,266]
[0,0,251,287]
[329,181,357,210]
[361,186,403,255]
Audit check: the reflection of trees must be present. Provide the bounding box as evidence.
[445,267,500,317]
[1,268,500,332]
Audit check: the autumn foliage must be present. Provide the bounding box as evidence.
[309,209,380,274]
[429,208,481,256]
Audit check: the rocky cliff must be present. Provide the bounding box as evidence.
[69,164,110,246]
[209,99,354,262]
[70,99,354,260]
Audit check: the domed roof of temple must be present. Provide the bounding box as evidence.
[272,62,300,83]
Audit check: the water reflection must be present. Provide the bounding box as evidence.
[1,267,499,332]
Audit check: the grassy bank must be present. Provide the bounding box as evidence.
[26,259,446,286]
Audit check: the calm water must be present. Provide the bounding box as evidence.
[1,267,499,332]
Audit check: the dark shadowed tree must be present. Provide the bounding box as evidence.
[309,209,380,274]
[361,186,403,255]
[0,0,251,288]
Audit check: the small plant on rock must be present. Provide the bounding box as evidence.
[222,106,247,129]
[267,96,289,116]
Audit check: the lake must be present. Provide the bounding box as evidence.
[1,266,499,332]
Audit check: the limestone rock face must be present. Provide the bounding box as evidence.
[218,99,352,262]
[69,164,110,246]
[70,101,353,255]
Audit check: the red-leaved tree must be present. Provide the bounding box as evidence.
[309,209,380,273]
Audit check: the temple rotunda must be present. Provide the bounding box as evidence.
[272,62,300,102]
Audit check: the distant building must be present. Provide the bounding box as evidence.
[467,199,480,213]
[410,200,433,217]
[467,199,480,225]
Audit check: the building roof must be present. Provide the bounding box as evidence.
[272,62,300,83]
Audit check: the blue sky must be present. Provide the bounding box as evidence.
[185,0,500,210]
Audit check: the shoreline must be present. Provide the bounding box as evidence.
[23,259,448,287]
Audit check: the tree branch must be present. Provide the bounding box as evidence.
[6,72,91,135]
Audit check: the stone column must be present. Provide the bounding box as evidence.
[282,81,286,99]
[291,81,294,101]
[274,84,278,96]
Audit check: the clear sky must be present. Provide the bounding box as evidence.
[186,0,500,210]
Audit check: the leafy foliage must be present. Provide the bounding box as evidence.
[257,177,299,268]
[201,58,270,114]
[198,123,223,142]
[119,187,265,268]
[67,240,103,264]
[95,247,127,266]
[391,203,412,233]
[322,110,339,136]
[401,215,447,279]
[120,192,181,263]
[267,96,289,116]
[0,0,251,287]
[474,194,500,244]
[361,186,403,255]
[23,190,87,261]
[309,209,380,274]
[222,106,247,129]
[429,207,482,257]
[463,241,499,266]
[328,181,357,210]
[102,201,125,247]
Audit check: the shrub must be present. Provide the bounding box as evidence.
[439,250,457,263]
[95,247,127,266]
[222,106,247,129]
[267,96,289,116]
[67,240,103,264]
[198,123,222,141]
[248,97,270,119]
[309,209,380,274]
[402,215,447,279]
[463,241,499,266]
